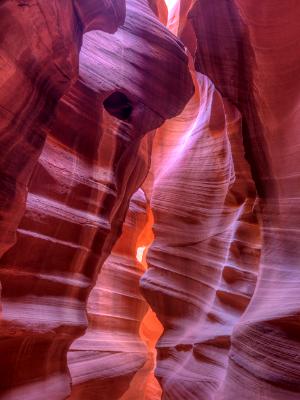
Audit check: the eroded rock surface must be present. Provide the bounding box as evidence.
[0,0,193,398]
[141,70,261,399]
[0,0,300,399]
[68,189,150,399]
[0,0,126,259]
[188,2,300,399]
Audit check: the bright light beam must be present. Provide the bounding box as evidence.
[165,0,178,12]
[136,246,146,263]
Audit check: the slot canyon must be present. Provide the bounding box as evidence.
[0,0,299,399]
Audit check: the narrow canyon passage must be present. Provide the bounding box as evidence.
[0,1,300,400]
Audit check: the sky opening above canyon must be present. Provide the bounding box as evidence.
[165,0,178,11]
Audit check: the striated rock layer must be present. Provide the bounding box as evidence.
[68,188,162,400]
[140,0,300,399]
[141,67,261,399]
[1,0,300,399]
[0,0,193,398]
[187,1,300,399]
[0,0,126,259]
[68,189,150,400]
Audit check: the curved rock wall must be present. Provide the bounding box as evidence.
[0,0,126,259]
[68,189,150,400]
[0,0,300,399]
[0,0,193,398]
[187,1,300,398]
[141,68,261,399]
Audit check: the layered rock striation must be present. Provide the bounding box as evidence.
[141,68,261,399]
[188,2,300,398]
[68,189,150,399]
[0,0,126,260]
[0,0,300,399]
[0,1,193,398]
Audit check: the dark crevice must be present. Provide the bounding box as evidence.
[103,92,133,121]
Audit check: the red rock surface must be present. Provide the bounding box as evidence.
[188,2,300,399]
[0,0,300,399]
[68,189,148,399]
[0,0,193,398]
[141,68,261,399]
[0,0,126,260]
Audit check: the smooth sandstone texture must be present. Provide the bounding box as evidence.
[0,0,300,399]
[68,189,150,399]
[0,1,80,259]
[0,0,126,260]
[187,1,300,399]
[141,69,261,399]
[74,0,126,33]
[0,0,193,398]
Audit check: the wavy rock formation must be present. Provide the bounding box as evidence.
[68,189,149,399]
[0,0,193,398]
[187,1,300,399]
[0,0,126,260]
[141,68,261,399]
[1,0,300,399]
[68,189,162,400]
[138,307,163,400]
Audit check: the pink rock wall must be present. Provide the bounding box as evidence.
[68,189,150,399]
[187,1,300,398]
[0,0,300,399]
[0,0,126,259]
[0,0,193,398]
[141,68,261,399]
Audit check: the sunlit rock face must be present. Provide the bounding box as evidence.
[0,0,300,399]
[186,2,300,399]
[141,69,261,400]
[0,0,126,260]
[0,0,193,398]
[68,189,150,399]
[0,1,80,259]
[141,1,300,399]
